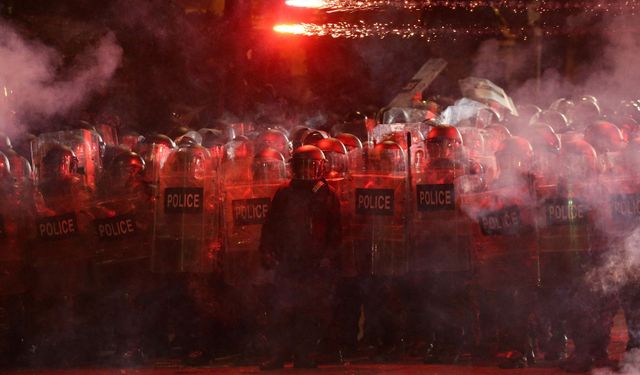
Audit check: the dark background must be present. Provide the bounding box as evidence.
[0,0,604,134]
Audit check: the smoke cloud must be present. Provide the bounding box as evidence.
[461,5,640,367]
[470,3,640,109]
[0,21,123,136]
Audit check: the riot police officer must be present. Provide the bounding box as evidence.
[0,133,33,189]
[603,140,640,356]
[0,151,29,366]
[222,147,288,363]
[259,145,341,370]
[93,151,153,364]
[150,142,221,362]
[536,139,614,372]
[465,137,538,368]
[412,125,481,364]
[30,144,94,365]
[351,140,409,361]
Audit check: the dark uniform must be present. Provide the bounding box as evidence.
[536,139,616,372]
[412,126,481,363]
[92,151,153,364]
[259,145,341,370]
[0,151,30,366]
[30,145,95,365]
[465,137,539,367]
[222,147,288,362]
[616,140,640,352]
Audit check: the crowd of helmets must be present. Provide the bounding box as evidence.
[1,93,640,371]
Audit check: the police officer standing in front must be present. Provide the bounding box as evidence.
[258,145,342,370]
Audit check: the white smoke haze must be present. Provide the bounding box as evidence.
[593,348,640,375]
[0,21,123,136]
[617,348,640,375]
[463,7,640,368]
[586,226,640,296]
[580,13,640,108]
[470,2,640,109]
[471,38,535,86]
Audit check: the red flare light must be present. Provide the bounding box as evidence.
[273,24,308,35]
[285,0,328,8]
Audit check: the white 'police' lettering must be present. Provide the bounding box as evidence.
[416,184,456,211]
[544,198,588,225]
[98,219,135,238]
[358,194,392,210]
[166,193,201,208]
[232,198,272,225]
[479,206,522,236]
[419,189,452,206]
[611,193,640,218]
[355,188,395,216]
[37,213,79,240]
[164,187,204,214]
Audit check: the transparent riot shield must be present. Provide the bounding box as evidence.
[463,186,539,290]
[221,137,255,186]
[5,150,32,189]
[152,146,221,273]
[30,182,94,299]
[535,182,597,287]
[597,175,640,290]
[91,193,153,276]
[350,174,407,276]
[0,181,28,297]
[460,127,497,184]
[372,124,426,164]
[222,181,283,285]
[602,176,640,236]
[410,160,477,275]
[349,143,408,277]
[327,176,354,277]
[31,129,103,190]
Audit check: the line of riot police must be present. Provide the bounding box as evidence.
[0,95,639,373]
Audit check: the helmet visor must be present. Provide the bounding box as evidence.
[291,158,325,180]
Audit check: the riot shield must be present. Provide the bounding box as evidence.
[459,127,496,184]
[31,129,103,190]
[222,181,283,285]
[589,175,640,296]
[91,192,153,283]
[602,177,640,236]
[0,181,28,297]
[463,186,539,289]
[410,160,476,274]
[30,182,94,299]
[535,182,598,286]
[349,152,408,277]
[152,146,221,273]
[134,138,175,192]
[324,176,354,277]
